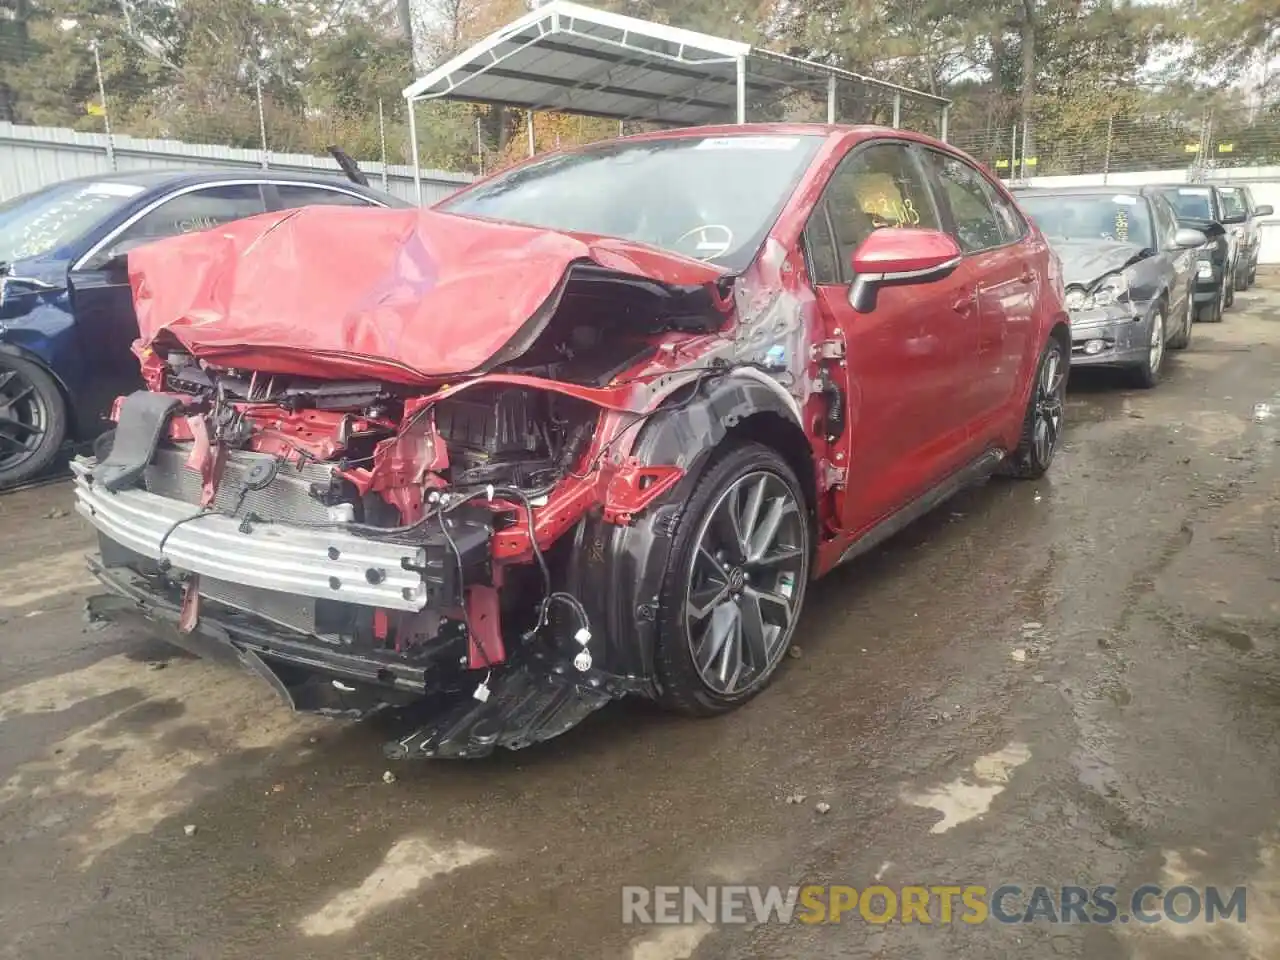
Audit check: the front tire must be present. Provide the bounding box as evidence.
[653,443,810,716]
[1195,280,1225,324]
[1168,297,1192,350]
[0,353,68,489]
[1131,306,1166,389]
[1002,337,1066,480]
[1234,260,1249,292]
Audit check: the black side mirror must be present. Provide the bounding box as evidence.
[101,252,129,275]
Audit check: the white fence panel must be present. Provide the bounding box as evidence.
[0,122,473,205]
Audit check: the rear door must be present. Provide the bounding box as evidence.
[68,183,268,425]
[919,148,1039,434]
[802,140,982,536]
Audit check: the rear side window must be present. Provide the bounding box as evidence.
[987,185,1027,244]
[274,184,375,210]
[802,142,942,285]
[922,151,1005,253]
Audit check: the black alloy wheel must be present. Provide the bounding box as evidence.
[0,354,68,488]
[654,443,810,715]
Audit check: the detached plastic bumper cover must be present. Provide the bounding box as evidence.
[72,457,428,611]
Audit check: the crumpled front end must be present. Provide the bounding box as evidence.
[1067,301,1158,367]
[77,251,744,758]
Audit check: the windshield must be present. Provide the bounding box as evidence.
[1218,188,1247,222]
[1156,186,1217,222]
[0,180,144,264]
[438,134,823,272]
[1019,193,1155,249]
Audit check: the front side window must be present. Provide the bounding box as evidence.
[1018,193,1156,251]
[802,143,942,285]
[438,134,823,272]
[1151,196,1179,248]
[92,184,268,266]
[922,151,1006,253]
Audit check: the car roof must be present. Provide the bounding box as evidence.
[36,167,399,201]
[584,121,958,152]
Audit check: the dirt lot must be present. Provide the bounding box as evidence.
[3,281,1280,960]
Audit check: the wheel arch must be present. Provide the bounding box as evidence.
[1048,320,1070,356]
[0,342,76,428]
[562,371,815,693]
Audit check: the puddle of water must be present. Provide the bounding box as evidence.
[0,654,318,865]
[299,836,494,936]
[1124,838,1280,959]
[630,923,714,960]
[0,550,96,609]
[901,742,1032,834]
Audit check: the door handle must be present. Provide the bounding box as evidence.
[952,289,977,315]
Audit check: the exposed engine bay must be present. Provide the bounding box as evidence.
[72,198,827,761]
[74,259,769,759]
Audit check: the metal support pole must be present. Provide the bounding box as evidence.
[477,116,485,176]
[527,110,535,157]
[255,76,269,169]
[827,75,836,124]
[1020,121,1030,180]
[407,97,422,205]
[1011,124,1019,178]
[892,92,901,129]
[735,56,747,124]
[1102,112,1114,185]
[92,43,115,171]
[939,105,949,143]
[378,99,389,191]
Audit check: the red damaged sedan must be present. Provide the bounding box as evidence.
[74,125,1069,758]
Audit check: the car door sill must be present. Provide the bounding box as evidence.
[835,448,1007,568]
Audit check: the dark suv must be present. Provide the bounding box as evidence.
[1152,184,1239,321]
[1218,185,1273,291]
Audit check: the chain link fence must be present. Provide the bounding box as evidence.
[949,107,1280,181]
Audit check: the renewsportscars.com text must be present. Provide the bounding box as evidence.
[622,884,1247,926]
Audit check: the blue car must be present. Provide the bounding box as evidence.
[0,169,407,487]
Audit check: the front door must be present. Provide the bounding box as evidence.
[69,183,270,429]
[802,141,982,538]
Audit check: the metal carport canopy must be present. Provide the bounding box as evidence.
[401,0,951,201]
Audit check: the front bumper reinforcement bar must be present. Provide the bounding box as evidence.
[71,457,428,612]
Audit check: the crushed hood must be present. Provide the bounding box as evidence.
[1050,238,1148,288]
[128,206,729,384]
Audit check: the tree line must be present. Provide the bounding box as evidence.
[0,0,1275,175]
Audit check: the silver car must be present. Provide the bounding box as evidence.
[1015,187,1205,388]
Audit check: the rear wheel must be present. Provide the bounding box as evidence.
[1131,306,1166,389]
[1002,337,1066,480]
[1234,259,1249,292]
[653,443,810,716]
[0,353,68,489]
